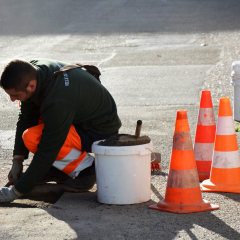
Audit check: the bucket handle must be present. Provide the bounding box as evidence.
[139,148,155,161]
[145,148,156,162]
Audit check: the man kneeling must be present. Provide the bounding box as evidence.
[0,59,121,202]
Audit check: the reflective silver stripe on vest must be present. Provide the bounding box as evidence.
[55,61,69,86]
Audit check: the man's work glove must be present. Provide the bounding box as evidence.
[8,157,24,184]
[0,187,22,203]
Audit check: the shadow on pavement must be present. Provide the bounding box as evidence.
[0,202,36,208]
[218,192,240,202]
[40,190,240,239]
[151,183,164,201]
[1,184,239,239]
[0,184,64,208]
[0,0,240,36]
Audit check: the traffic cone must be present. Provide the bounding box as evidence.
[201,97,240,193]
[194,90,216,181]
[149,110,219,214]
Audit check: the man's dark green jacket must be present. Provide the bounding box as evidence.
[14,58,121,194]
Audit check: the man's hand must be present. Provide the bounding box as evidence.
[8,156,24,184]
[0,187,22,203]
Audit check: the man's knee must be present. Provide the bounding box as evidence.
[22,129,30,145]
[22,125,43,153]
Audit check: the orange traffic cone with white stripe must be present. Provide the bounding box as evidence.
[201,97,240,193]
[194,90,216,181]
[149,110,219,213]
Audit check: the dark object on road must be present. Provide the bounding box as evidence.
[4,178,13,187]
[98,134,151,146]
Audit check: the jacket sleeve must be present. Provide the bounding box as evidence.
[13,101,40,159]
[14,100,76,194]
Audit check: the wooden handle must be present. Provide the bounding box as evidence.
[135,120,142,138]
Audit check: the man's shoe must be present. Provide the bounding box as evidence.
[38,166,72,184]
[64,175,96,192]
[64,161,96,192]
[77,161,95,178]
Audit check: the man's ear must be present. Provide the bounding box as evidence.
[26,80,37,92]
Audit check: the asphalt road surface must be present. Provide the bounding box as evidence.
[0,0,240,239]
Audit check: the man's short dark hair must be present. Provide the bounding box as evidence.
[0,59,37,92]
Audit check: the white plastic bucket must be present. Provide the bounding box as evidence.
[92,141,153,204]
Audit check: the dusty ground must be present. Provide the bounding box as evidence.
[0,158,62,208]
[1,1,240,239]
[0,158,161,209]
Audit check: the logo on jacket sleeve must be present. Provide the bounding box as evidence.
[55,61,69,86]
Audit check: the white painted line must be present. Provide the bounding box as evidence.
[98,52,116,67]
